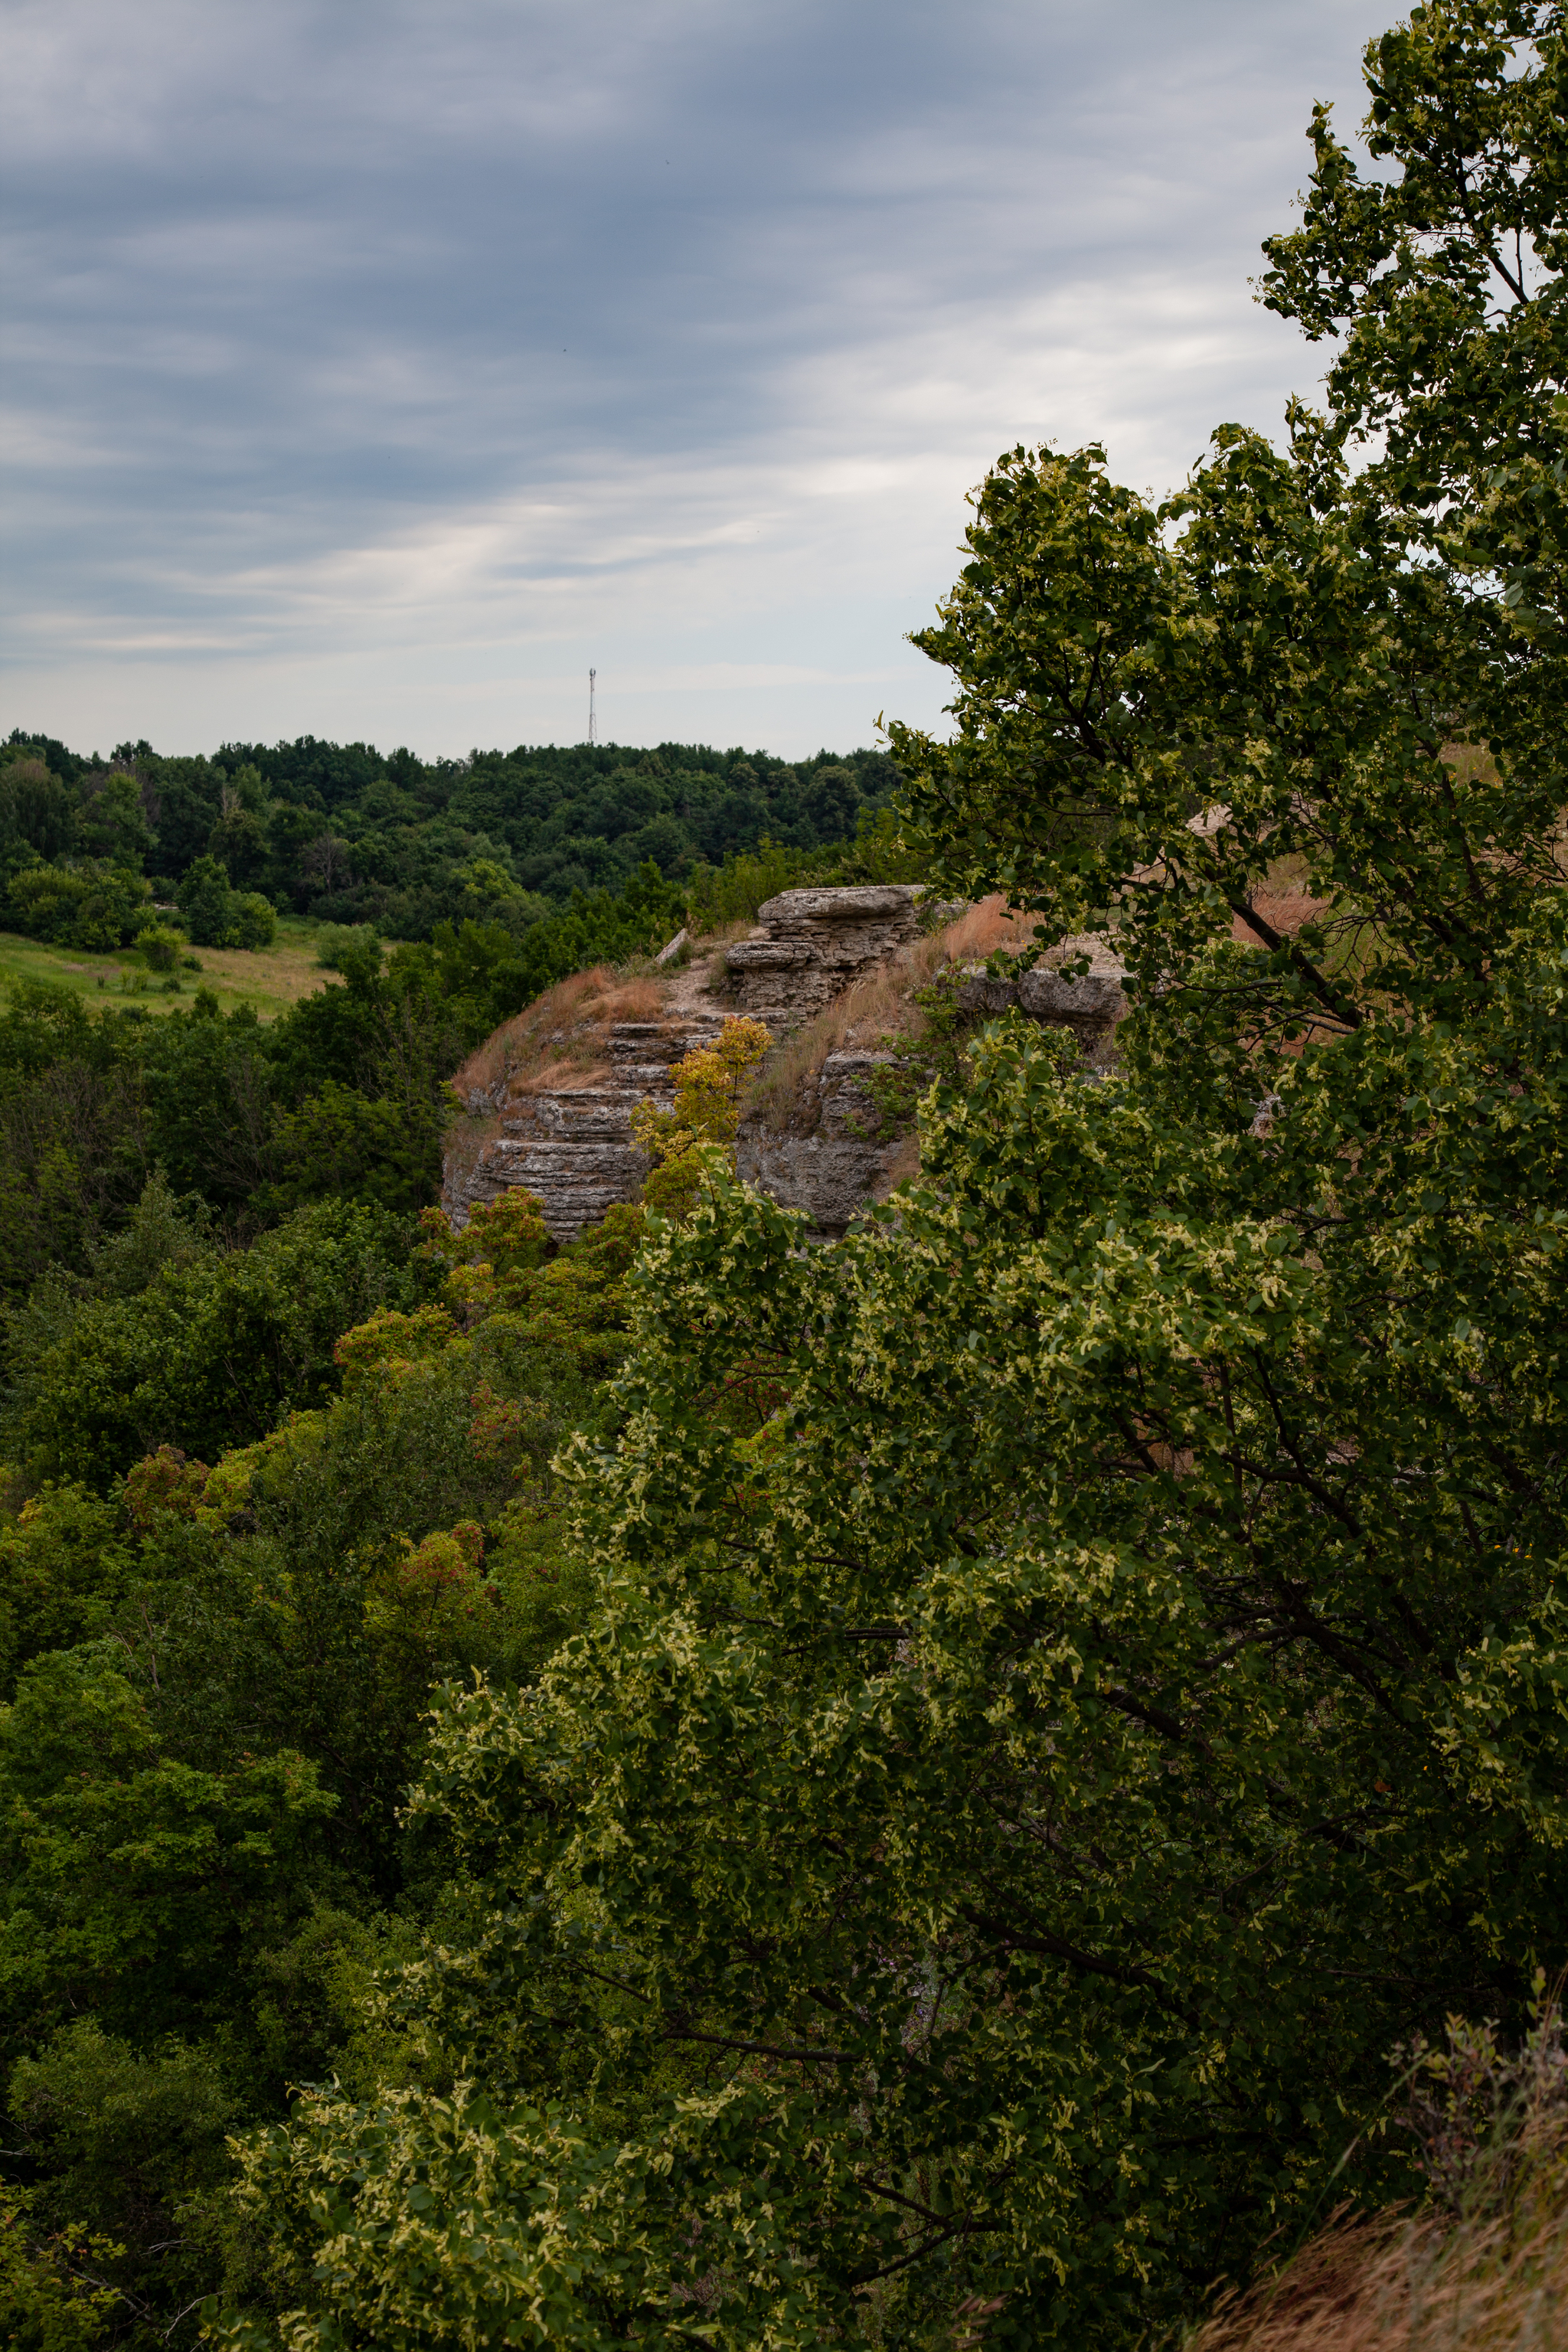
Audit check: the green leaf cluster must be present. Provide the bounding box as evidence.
[209,9,1568,2344]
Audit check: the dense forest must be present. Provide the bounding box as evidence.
[1,729,899,945]
[6,5,1568,2345]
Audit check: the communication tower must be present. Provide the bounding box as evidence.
[588,668,597,746]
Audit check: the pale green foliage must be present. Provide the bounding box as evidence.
[631,1017,773,1219]
[225,2080,833,2349]
[0,2181,120,2349]
[208,9,1568,2344]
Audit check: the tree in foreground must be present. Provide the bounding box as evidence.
[218,7,1568,2344]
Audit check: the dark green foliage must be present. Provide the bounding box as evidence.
[8,2024,237,2341]
[6,862,155,953]
[5,1199,429,1488]
[0,1186,639,2344]
[0,989,149,1303]
[0,1484,136,1700]
[195,8,1568,2346]
[5,729,900,959]
[0,754,77,865]
[684,801,930,929]
[0,934,469,1297]
[423,859,687,1034]
[175,857,275,951]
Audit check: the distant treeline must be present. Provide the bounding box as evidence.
[2,729,900,943]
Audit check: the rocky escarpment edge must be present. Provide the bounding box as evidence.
[443,892,1130,1242]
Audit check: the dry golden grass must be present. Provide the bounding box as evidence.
[1181,2204,1568,2352]
[745,895,1034,1135]
[940,894,1038,962]
[449,965,670,1105]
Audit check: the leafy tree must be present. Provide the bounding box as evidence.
[7,864,155,953]
[630,1015,772,1218]
[6,1200,428,1487]
[212,8,1568,2345]
[0,755,77,867]
[228,894,277,951]
[76,777,151,872]
[0,1484,136,1700]
[175,857,232,949]
[0,1184,646,2342]
[0,1650,335,2053]
[175,858,273,952]
[0,2180,121,2349]
[132,924,183,975]
[207,779,270,890]
[8,2024,234,2348]
[0,990,148,1298]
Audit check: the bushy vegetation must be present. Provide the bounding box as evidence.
[2,731,900,956]
[4,5,1568,2346]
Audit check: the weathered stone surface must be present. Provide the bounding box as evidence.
[735,1132,896,1236]
[1016,969,1126,1031]
[754,886,916,926]
[444,896,1127,1244]
[956,940,1129,1062]
[726,884,923,1028]
[732,1052,905,1239]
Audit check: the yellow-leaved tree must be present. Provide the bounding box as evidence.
[630,1016,771,1219]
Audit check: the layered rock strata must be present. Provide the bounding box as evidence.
[443,894,1132,1243]
[449,1011,729,1242]
[956,939,1129,1067]
[725,885,923,1027]
[737,1052,903,1236]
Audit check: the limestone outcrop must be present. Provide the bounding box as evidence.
[445,1008,729,1242]
[737,1052,902,1236]
[956,953,1128,1066]
[724,885,923,1027]
[442,891,1130,1244]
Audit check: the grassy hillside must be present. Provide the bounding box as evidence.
[0,913,335,1021]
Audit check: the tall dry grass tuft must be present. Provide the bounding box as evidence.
[1182,1992,1568,2352]
[745,895,1033,1135]
[1181,2205,1568,2351]
[939,894,1038,962]
[449,967,668,1105]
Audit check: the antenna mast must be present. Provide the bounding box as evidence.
[588,667,596,746]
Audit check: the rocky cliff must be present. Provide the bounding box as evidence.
[724,884,923,1025]
[443,889,1127,1243]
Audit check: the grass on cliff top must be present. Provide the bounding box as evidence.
[0,915,341,1023]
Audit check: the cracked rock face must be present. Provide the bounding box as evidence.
[444,1010,730,1243]
[443,893,1131,1245]
[724,884,923,1027]
[737,1052,904,1237]
[956,939,1129,1067]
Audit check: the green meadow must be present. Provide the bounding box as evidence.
[0,913,338,1021]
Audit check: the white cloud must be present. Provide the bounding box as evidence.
[0,0,1396,757]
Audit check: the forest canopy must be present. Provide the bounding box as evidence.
[6,3,1568,2347]
[0,731,899,949]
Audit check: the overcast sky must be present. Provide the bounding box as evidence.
[2,0,1394,761]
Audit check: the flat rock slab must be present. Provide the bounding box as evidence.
[727,883,923,1028]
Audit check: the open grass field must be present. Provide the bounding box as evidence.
[0,913,342,1023]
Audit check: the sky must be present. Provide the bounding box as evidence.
[1,0,1396,763]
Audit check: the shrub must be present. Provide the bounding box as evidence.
[135,922,185,973]
[177,859,275,950]
[313,922,379,972]
[229,891,276,949]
